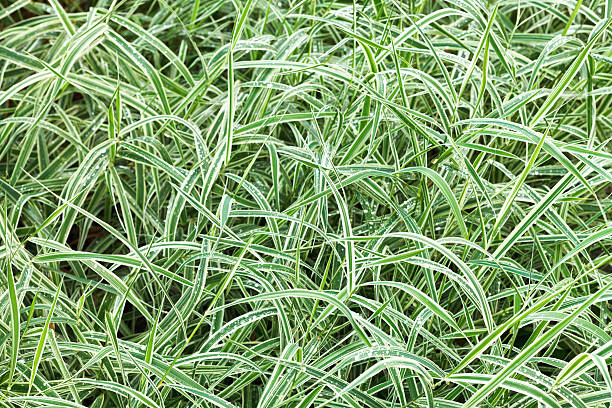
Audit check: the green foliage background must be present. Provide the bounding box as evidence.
[0,0,611,407]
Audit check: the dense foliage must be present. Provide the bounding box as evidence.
[1,0,611,407]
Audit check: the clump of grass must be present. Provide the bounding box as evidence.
[1,0,611,407]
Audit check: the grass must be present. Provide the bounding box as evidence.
[0,0,611,407]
